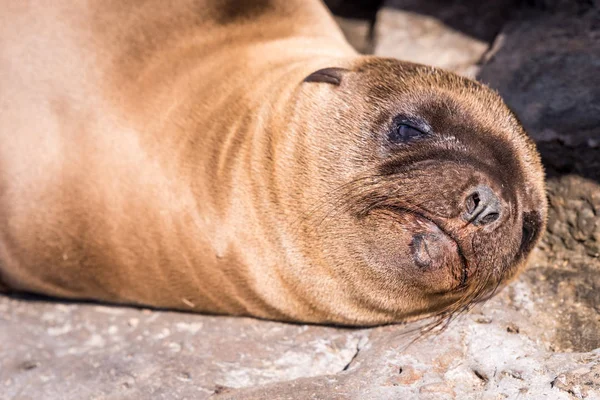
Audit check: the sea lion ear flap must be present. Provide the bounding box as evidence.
[303,67,350,85]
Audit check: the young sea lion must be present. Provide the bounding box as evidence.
[0,0,546,325]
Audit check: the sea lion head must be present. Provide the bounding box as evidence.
[293,58,547,324]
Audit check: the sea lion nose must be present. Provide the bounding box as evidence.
[463,185,501,226]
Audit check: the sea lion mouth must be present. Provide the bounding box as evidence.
[384,206,469,290]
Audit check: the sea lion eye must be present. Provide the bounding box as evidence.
[388,120,427,143]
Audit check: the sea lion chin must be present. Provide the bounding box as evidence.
[0,0,547,326]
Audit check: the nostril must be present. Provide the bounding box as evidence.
[463,185,502,226]
[465,192,480,215]
[479,212,500,225]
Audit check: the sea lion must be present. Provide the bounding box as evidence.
[0,0,547,325]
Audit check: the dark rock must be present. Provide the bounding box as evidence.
[478,10,600,182]
[324,0,383,21]
[521,0,599,14]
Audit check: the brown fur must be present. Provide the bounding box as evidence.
[0,0,546,325]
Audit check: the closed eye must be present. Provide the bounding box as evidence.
[388,116,430,144]
[389,124,424,143]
